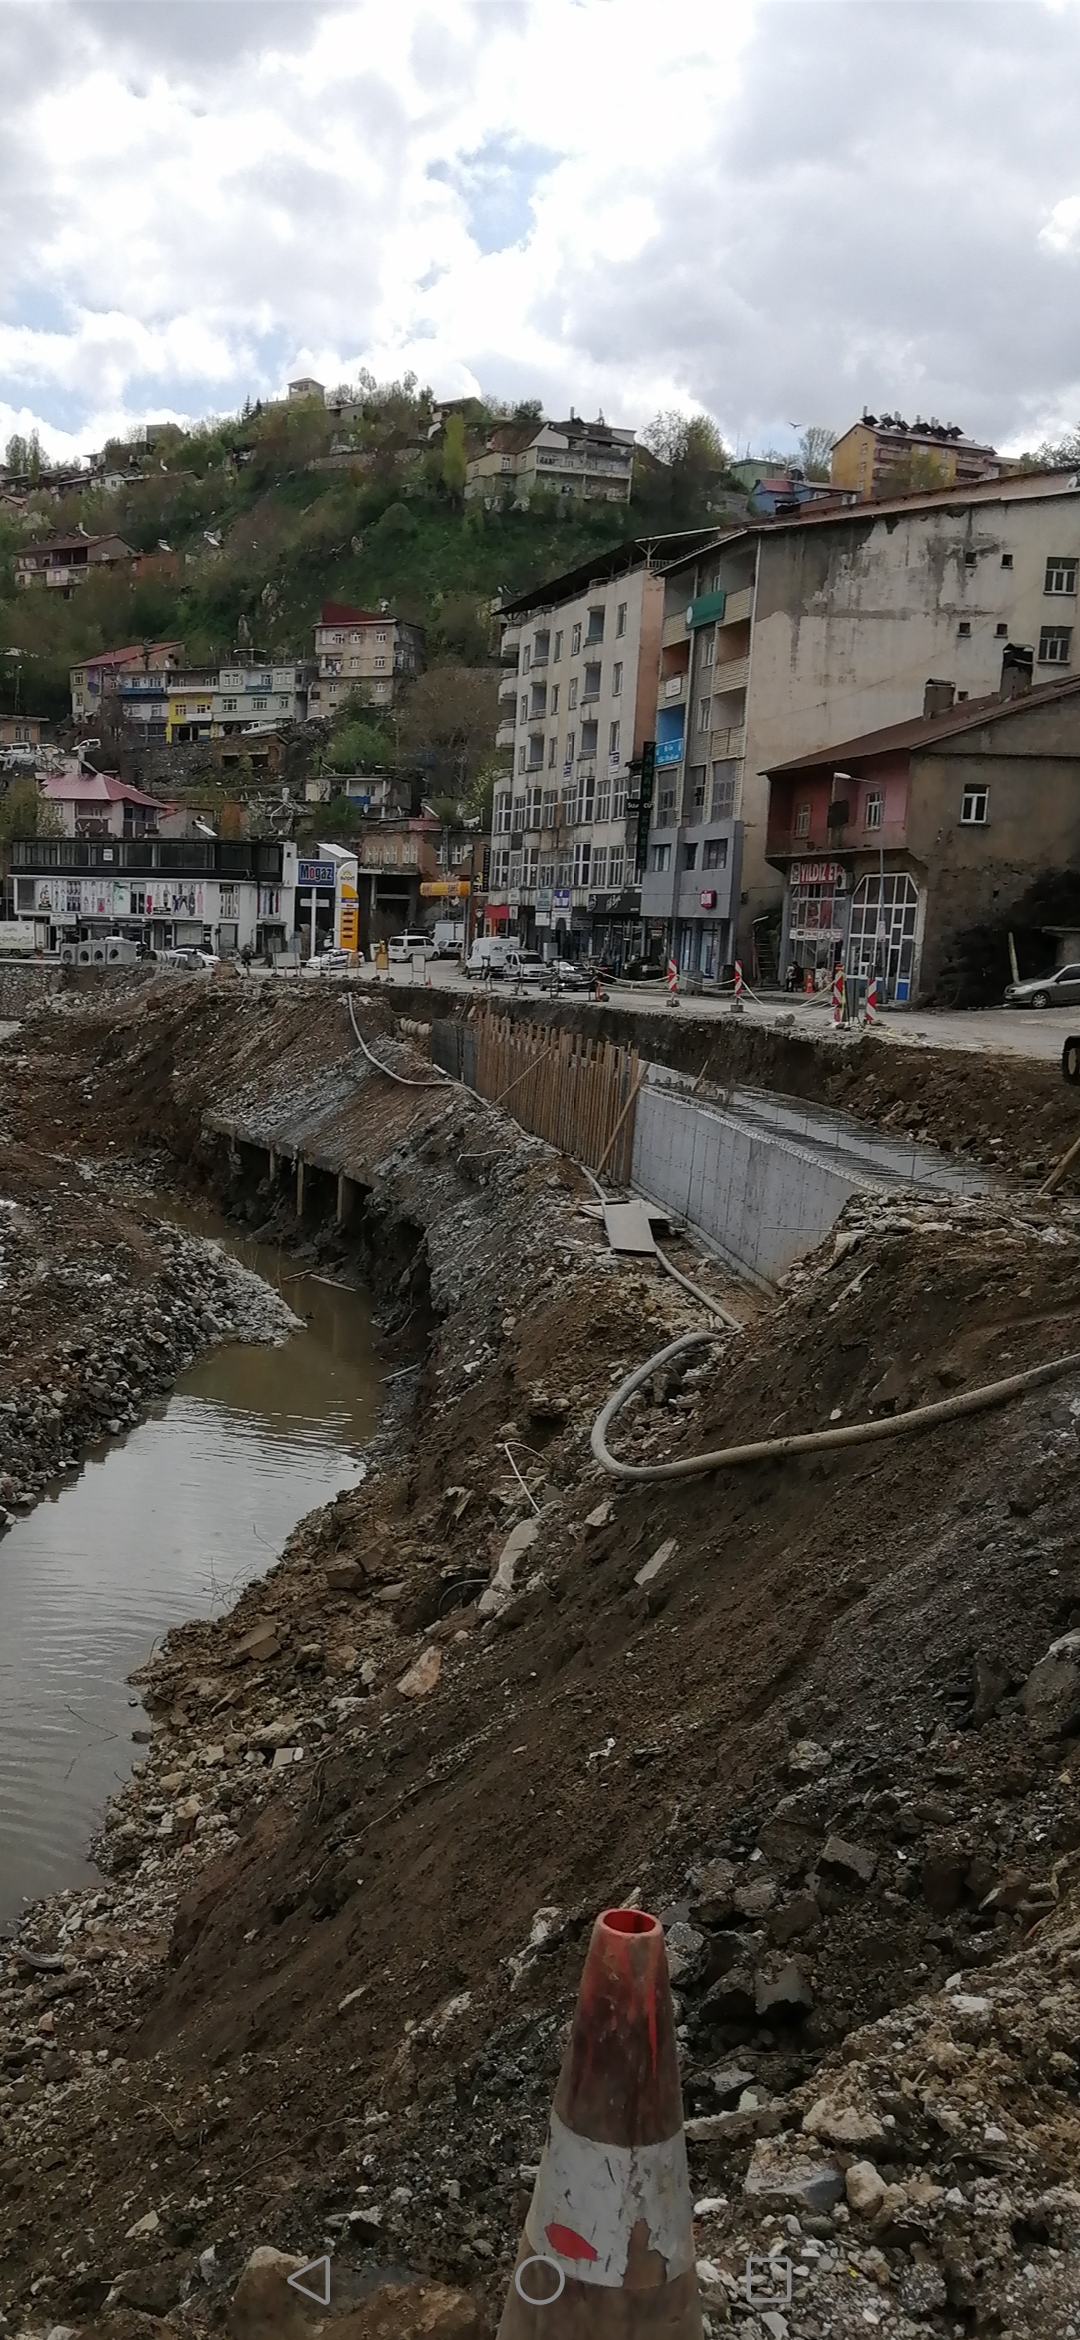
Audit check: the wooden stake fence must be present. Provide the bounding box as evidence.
[471,1008,640,1183]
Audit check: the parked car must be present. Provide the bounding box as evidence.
[504,949,549,984]
[1005,962,1080,1007]
[156,946,218,971]
[619,956,666,982]
[302,947,353,976]
[431,920,465,958]
[464,937,512,978]
[388,932,435,963]
[551,959,592,990]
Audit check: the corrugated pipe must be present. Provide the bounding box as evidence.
[591,1328,1080,1483]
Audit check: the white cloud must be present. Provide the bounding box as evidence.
[3,0,1080,458]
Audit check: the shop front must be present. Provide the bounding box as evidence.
[783,860,850,987]
[586,887,643,972]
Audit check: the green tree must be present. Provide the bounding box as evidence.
[0,780,63,840]
[396,662,500,797]
[798,425,837,481]
[441,411,468,499]
[641,410,734,525]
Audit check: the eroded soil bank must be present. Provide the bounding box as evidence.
[1,978,1080,2340]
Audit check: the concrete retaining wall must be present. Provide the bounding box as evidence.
[631,1079,859,1288]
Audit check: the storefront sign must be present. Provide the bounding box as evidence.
[553,887,571,911]
[699,889,718,909]
[793,860,847,889]
[297,859,336,887]
[535,887,553,914]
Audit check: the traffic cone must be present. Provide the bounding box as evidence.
[497,1908,702,2337]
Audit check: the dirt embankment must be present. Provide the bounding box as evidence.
[1,981,1080,2340]
[396,977,1080,1187]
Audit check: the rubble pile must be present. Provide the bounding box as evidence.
[0,984,1079,2340]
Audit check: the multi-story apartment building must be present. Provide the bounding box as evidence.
[489,533,718,960]
[642,467,1080,974]
[829,412,1004,499]
[15,531,137,593]
[12,833,297,959]
[466,415,635,509]
[70,642,184,728]
[307,601,425,721]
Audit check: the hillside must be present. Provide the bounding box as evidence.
[0,391,744,724]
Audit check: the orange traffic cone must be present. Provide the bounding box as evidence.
[497,1908,701,2336]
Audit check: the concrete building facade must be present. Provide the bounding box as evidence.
[307,601,426,720]
[466,416,635,509]
[643,469,1080,974]
[765,670,1080,1004]
[12,835,297,958]
[490,537,713,957]
[829,412,1004,499]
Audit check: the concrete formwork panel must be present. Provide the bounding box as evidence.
[631,1082,859,1287]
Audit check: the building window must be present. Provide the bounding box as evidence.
[612,780,628,820]
[572,840,591,884]
[957,621,971,639]
[518,746,526,773]
[1039,625,1073,664]
[995,622,1008,637]
[690,764,706,811]
[656,786,676,827]
[703,837,728,869]
[222,696,237,712]
[1045,557,1078,596]
[595,782,611,823]
[794,802,811,837]
[864,790,883,830]
[528,734,544,768]
[580,721,598,758]
[553,630,562,662]
[961,785,989,824]
[609,846,625,887]
[616,602,627,637]
[548,736,557,768]
[612,661,622,696]
[571,622,582,655]
[608,720,620,761]
[520,695,528,721]
[495,793,512,833]
[701,632,715,667]
[682,842,698,870]
[541,787,557,825]
[565,730,575,767]
[698,696,712,732]
[710,765,735,820]
[586,607,604,642]
[582,663,602,702]
[650,842,671,872]
[550,683,559,715]
[591,846,608,889]
[1001,552,1013,569]
[374,658,386,670]
[522,646,531,672]
[568,677,578,710]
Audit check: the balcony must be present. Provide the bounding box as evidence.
[499,622,522,663]
[710,725,746,759]
[713,654,749,696]
[498,671,518,702]
[495,720,516,749]
[717,586,753,627]
[662,610,690,648]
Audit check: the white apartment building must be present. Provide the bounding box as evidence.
[489,534,718,958]
[468,416,635,510]
[307,600,425,721]
[642,468,1080,973]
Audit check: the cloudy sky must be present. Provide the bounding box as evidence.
[4,0,1080,461]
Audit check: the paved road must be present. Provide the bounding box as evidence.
[364,963,1079,1064]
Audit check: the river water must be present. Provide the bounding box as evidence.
[0,1212,383,1927]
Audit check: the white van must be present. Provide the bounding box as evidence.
[465,936,512,978]
[388,932,435,964]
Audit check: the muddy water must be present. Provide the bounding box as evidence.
[0,1211,382,1926]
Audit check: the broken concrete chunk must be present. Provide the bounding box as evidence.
[821,1833,876,1884]
[688,1858,737,1925]
[634,1536,677,1588]
[769,1892,820,1946]
[584,1499,615,1532]
[1020,1629,1080,1738]
[735,1875,777,1919]
[479,1517,540,1616]
[743,2139,844,2214]
[396,1646,442,1700]
[803,2097,890,2156]
[685,2104,783,2144]
[845,2159,887,2219]
[232,1621,281,1664]
[785,1738,832,1778]
[227,2247,315,2340]
[323,1560,365,1592]
[754,1960,814,2018]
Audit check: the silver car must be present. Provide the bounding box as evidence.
[1005,963,1080,1008]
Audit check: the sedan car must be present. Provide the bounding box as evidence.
[1005,963,1080,1008]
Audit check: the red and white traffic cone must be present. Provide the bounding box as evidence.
[665,955,678,1003]
[864,973,878,1024]
[731,957,744,1013]
[831,963,845,1027]
[497,1907,702,2337]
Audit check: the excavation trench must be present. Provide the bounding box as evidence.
[0,1203,383,1927]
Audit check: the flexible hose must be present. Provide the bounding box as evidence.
[591,1329,1080,1482]
[652,1241,745,1330]
[347,992,450,1090]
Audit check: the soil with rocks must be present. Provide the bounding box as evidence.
[1,978,1080,2340]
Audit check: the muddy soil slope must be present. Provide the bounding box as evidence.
[1,980,1079,2340]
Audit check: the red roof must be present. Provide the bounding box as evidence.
[74,641,182,674]
[42,772,162,809]
[319,601,386,626]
